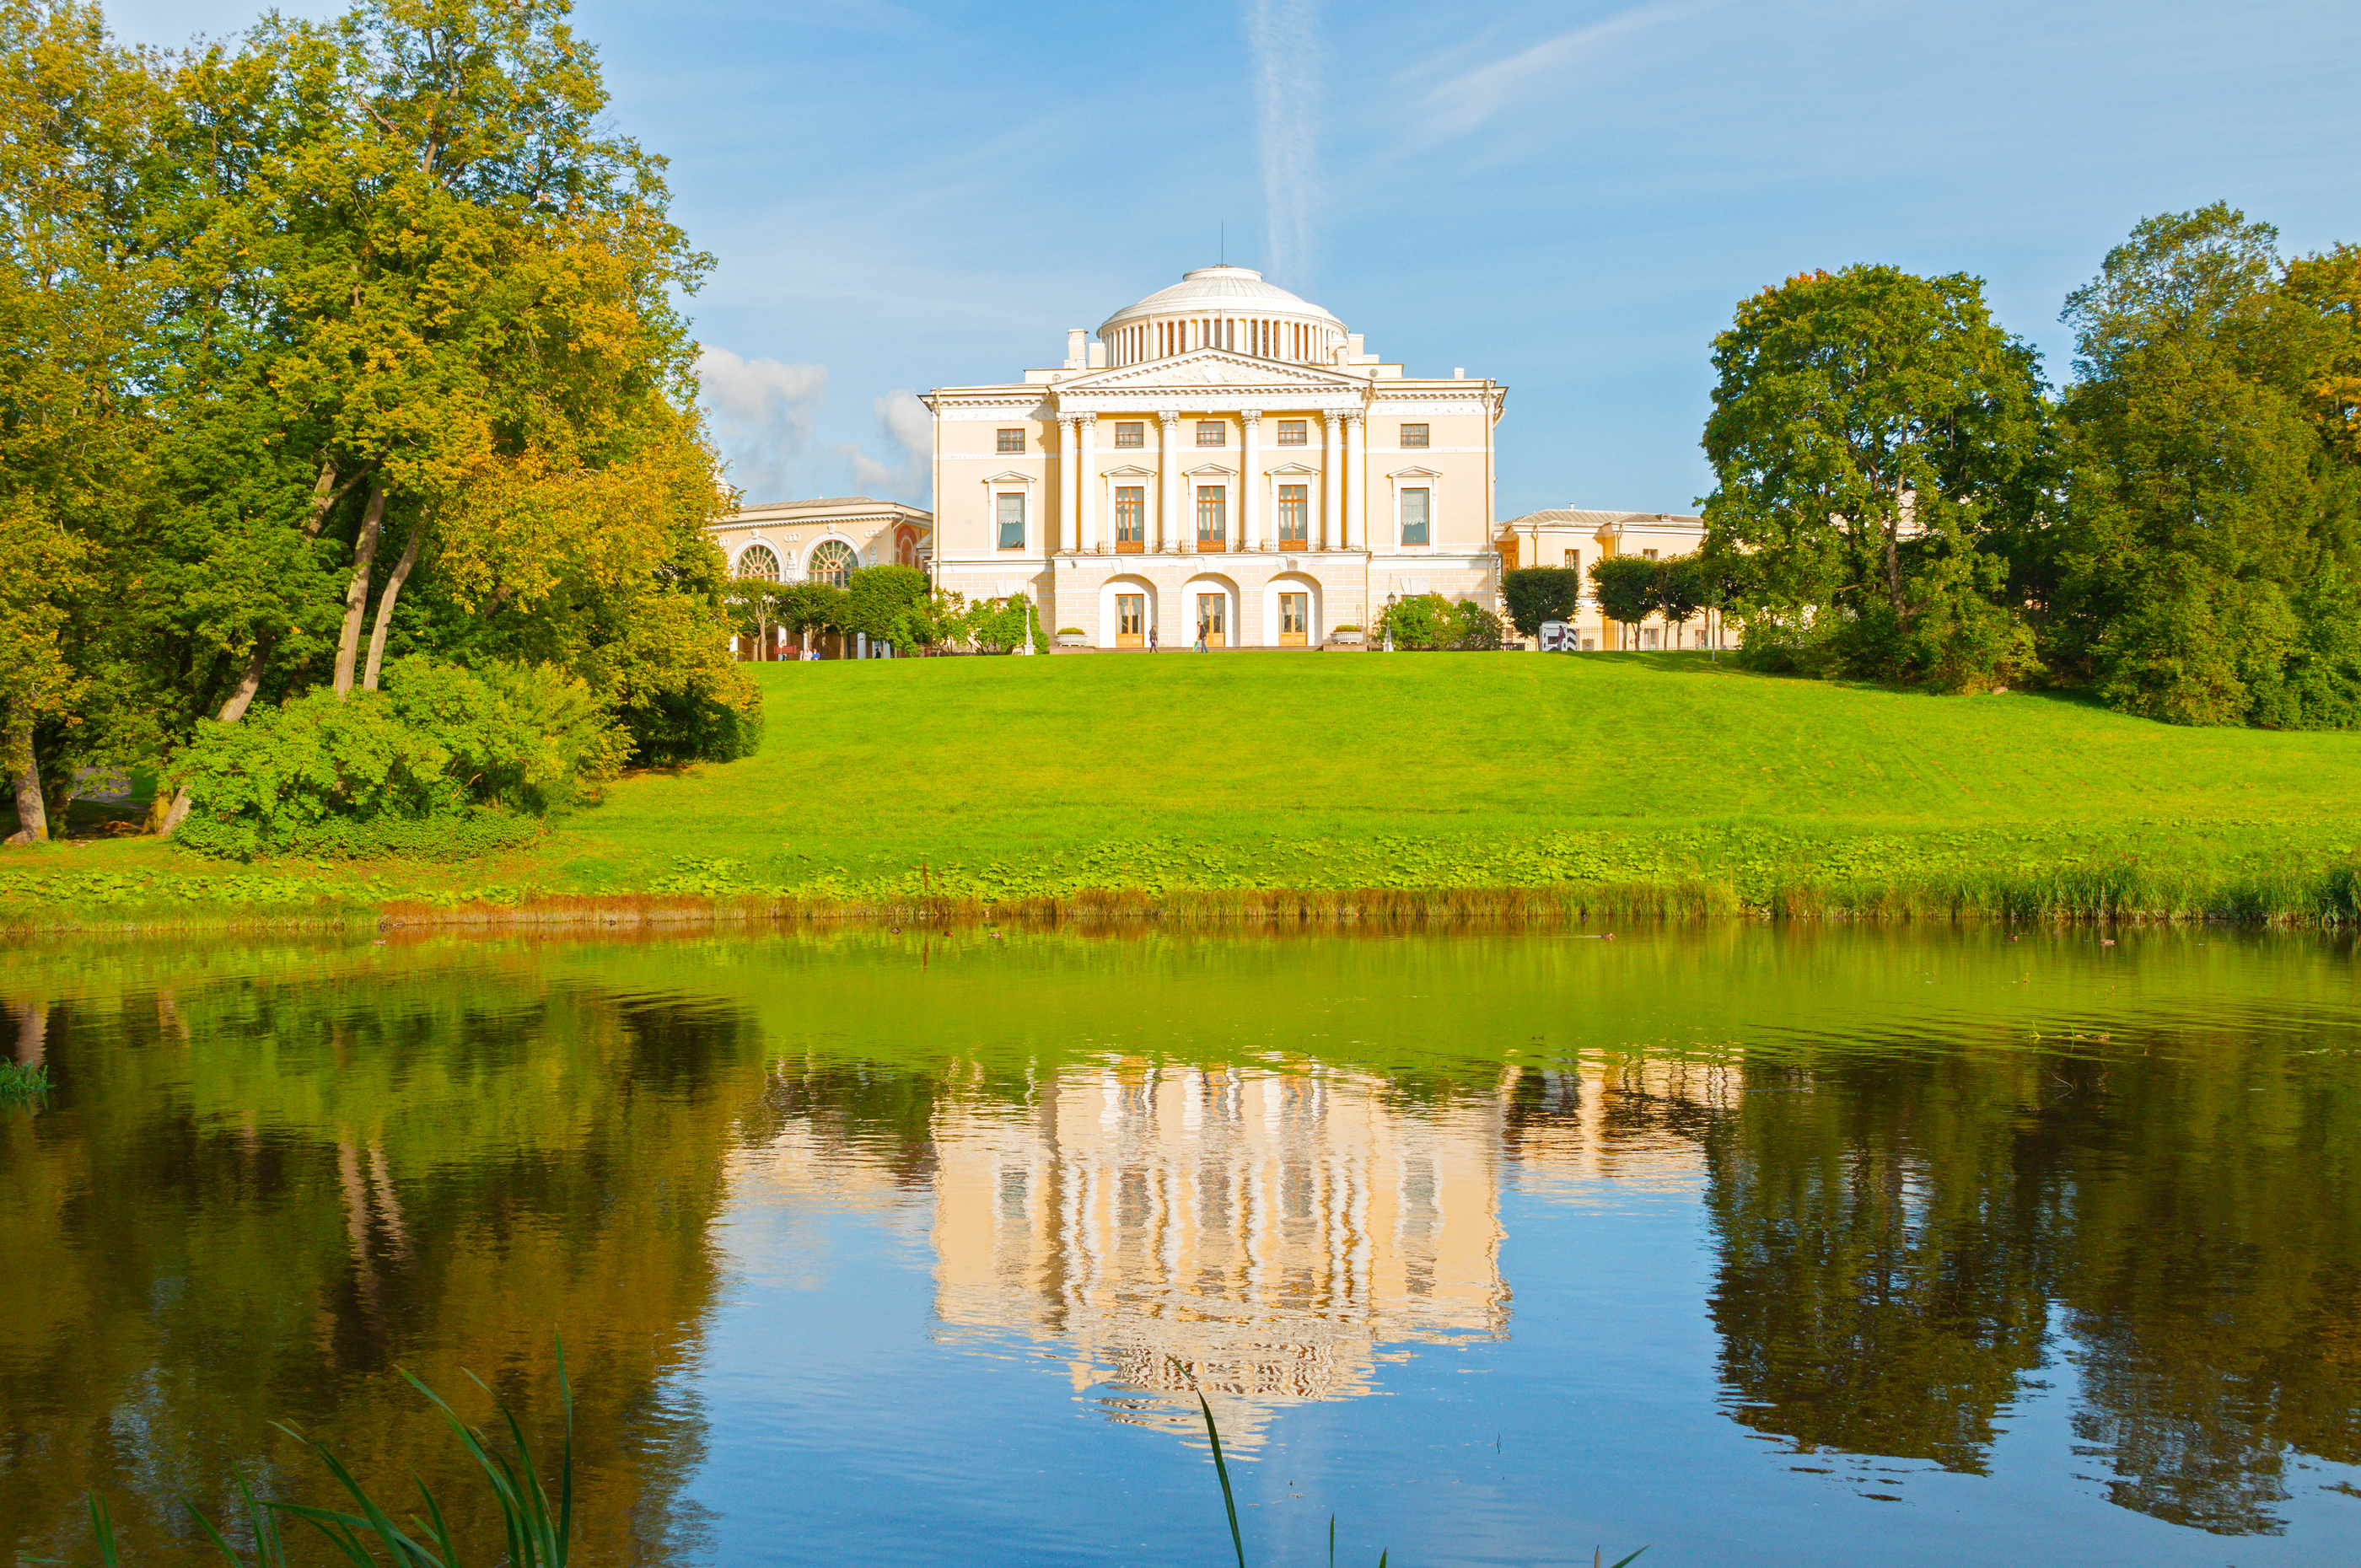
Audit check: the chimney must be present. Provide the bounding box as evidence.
[1088,341,1106,368]
[1347,333,1365,360]
[1066,328,1085,369]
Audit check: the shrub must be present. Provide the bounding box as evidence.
[384,658,627,814]
[1502,567,1581,635]
[174,660,648,859]
[172,690,462,859]
[1378,595,1503,650]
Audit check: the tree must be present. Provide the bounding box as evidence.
[776,582,847,656]
[1701,264,2046,690]
[1654,554,1708,648]
[1501,567,1581,637]
[0,1,158,840]
[1587,556,1659,648]
[841,565,930,651]
[2049,207,2361,727]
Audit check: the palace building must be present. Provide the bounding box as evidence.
[1494,507,1735,652]
[922,266,1505,649]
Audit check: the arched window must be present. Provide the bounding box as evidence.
[737,544,782,580]
[808,539,857,587]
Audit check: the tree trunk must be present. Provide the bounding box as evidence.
[332,486,388,698]
[160,459,364,837]
[3,714,46,845]
[361,514,428,691]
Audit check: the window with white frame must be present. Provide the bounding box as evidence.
[1277,485,1309,545]
[996,493,1025,549]
[1400,487,1431,546]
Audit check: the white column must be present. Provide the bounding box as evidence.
[1344,412,1365,551]
[1158,411,1180,552]
[1078,416,1098,551]
[1320,411,1342,551]
[1060,415,1080,555]
[1240,411,1261,550]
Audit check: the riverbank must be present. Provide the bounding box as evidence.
[5,653,2358,932]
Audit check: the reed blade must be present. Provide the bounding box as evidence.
[1196,1392,1245,1568]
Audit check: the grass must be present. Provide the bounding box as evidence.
[0,1060,49,1099]
[5,652,2361,927]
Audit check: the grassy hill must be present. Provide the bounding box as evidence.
[7,652,2361,925]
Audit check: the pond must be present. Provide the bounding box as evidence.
[3,926,2358,1565]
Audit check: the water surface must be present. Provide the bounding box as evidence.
[3,926,2358,1565]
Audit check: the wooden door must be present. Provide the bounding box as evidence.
[1116,594,1145,649]
[1196,593,1226,649]
[1278,593,1308,647]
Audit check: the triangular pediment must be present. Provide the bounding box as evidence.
[1100,464,1156,478]
[1057,348,1363,395]
[982,470,1035,484]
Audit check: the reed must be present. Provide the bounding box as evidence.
[1191,1390,1647,1568]
[0,1060,49,1100]
[72,1343,573,1565]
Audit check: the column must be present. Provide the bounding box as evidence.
[1240,411,1261,550]
[1060,415,1080,554]
[1078,415,1098,552]
[1343,412,1365,551]
[1320,411,1342,551]
[1157,411,1180,552]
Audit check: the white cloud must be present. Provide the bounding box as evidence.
[1245,0,1321,284]
[697,346,828,502]
[831,390,933,505]
[1418,0,1722,142]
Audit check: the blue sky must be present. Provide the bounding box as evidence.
[112,0,2361,518]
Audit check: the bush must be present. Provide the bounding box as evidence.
[174,660,648,860]
[384,658,627,814]
[1377,595,1504,650]
[1502,567,1582,636]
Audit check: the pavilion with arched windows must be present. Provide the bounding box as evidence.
[707,495,933,659]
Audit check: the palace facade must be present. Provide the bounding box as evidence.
[922,266,1504,649]
[712,495,933,659]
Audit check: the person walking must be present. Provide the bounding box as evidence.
[1148,625,1159,652]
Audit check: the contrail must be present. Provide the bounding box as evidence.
[1245,0,1320,285]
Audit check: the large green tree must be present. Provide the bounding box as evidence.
[1701,265,2046,690]
[0,2,166,841]
[2045,206,2361,728]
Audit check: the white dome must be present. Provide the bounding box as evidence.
[1099,266,1343,335]
[1095,266,1347,368]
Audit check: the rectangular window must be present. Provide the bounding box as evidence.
[1116,593,1145,648]
[997,428,1025,453]
[1277,484,1309,545]
[996,492,1025,549]
[1643,627,1660,650]
[1114,486,1145,550]
[1196,421,1226,447]
[1642,548,1658,560]
[1279,592,1309,647]
[1276,419,1307,446]
[1196,485,1227,550]
[1564,549,1578,570]
[1400,487,1431,546]
[1400,423,1429,448]
[1114,422,1143,448]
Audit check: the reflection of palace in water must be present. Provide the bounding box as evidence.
[931,1065,1511,1444]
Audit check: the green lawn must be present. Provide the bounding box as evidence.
[6,652,2360,922]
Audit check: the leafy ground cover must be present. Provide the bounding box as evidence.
[4,652,2359,926]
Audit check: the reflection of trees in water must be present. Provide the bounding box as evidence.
[0,976,762,1565]
[1659,1034,2361,1533]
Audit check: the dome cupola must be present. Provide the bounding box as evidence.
[1095,266,1348,368]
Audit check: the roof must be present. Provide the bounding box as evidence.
[1099,266,1346,336]
[718,496,933,529]
[1498,508,1704,531]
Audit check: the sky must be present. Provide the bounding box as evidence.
[108,0,2361,518]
